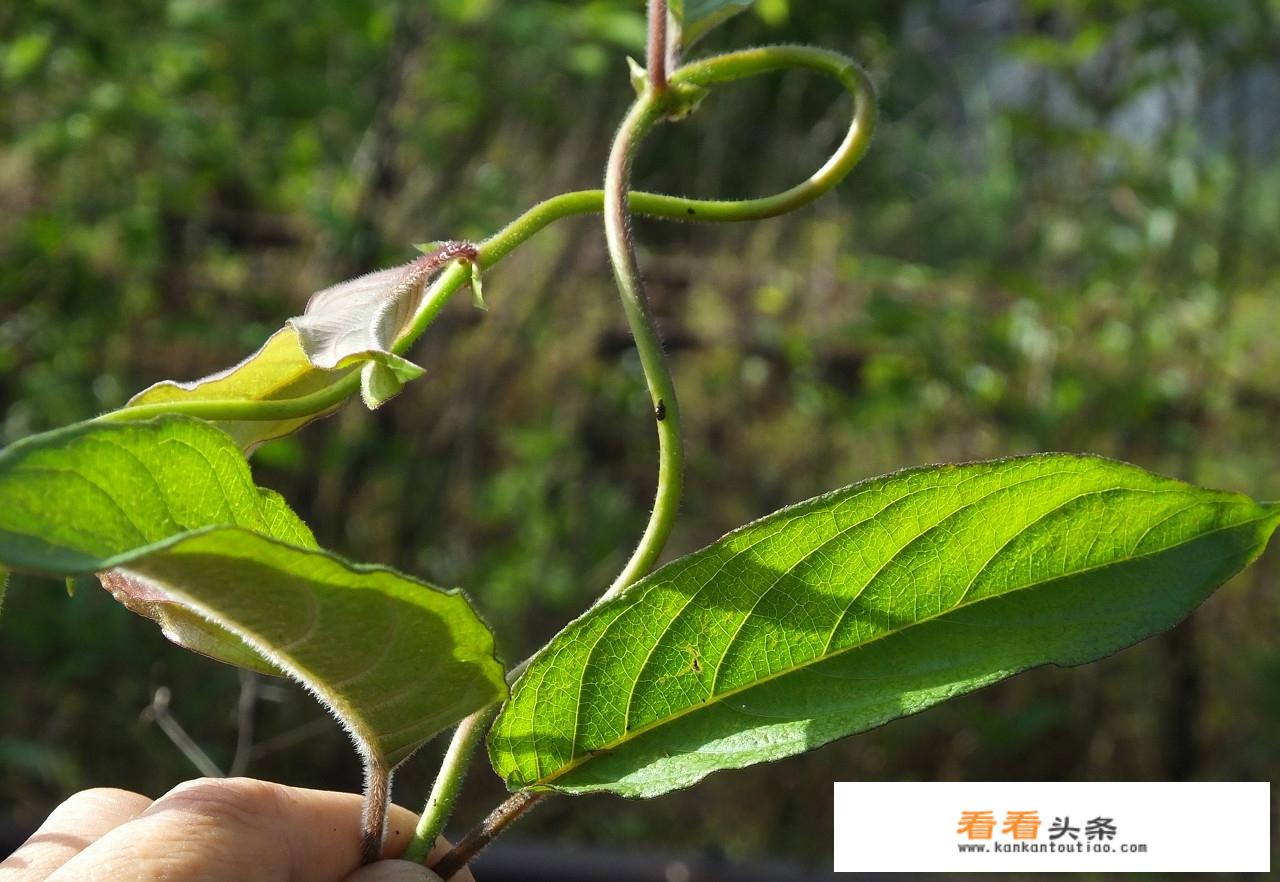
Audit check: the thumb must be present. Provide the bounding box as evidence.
[344,859,443,882]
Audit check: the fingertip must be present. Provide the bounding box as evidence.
[343,858,442,882]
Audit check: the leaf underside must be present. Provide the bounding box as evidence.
[0,417,506,767]
[489,454,1279,798]
[105,527,506,767]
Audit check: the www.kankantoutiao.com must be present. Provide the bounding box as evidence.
[958,841,1150,854]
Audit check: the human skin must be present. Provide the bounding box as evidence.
[0,778,475,882]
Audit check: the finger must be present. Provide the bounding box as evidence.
[0,788,153,880]
[343,835,476,882]
[45,778,421,882]
[343,859,441,882]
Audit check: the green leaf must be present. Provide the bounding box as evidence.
[100,527,506,767]
[670,0,755,50]
[0,417,507,766]
[358,357,424,411]
[0,415,316,574]
[0,415,314,675]
[489,455,1280,797]
[126,328,355,452]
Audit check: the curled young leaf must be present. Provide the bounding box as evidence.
[489,454,1280,797]
[289,243,478,408]
[288,265,426,372]
[122,243,479,450]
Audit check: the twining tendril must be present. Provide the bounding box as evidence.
[99,48,874,431]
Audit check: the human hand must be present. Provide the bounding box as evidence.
[1,778,476,882]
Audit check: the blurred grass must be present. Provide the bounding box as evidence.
[2,0,1278,867]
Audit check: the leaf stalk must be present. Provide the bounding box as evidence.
[430,791,544,880]
[401,705,499,864]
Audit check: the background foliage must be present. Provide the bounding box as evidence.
[2,0,1278,869]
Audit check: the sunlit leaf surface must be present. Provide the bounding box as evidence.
[490,455,1279,797]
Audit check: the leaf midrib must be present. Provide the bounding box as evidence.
[560,468,1081,775]
[519,506,1273,788]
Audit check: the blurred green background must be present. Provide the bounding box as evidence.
[2,0,1278,872]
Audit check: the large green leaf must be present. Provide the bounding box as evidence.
[670,0,755,50]
[125,328,355,453]
[0,417,506,766]
[0,414,316,674]
[489,455,1280,797]
[0,414,316,573]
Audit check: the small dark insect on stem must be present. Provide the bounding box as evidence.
[654,399,667,421]
[431,791,545,879]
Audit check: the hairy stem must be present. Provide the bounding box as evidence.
[402,705,499,864]
[408,49,874,870]
[600,90,681,599]
[360,760,392,865]
[430,791,544,880]
[648,0,669,93]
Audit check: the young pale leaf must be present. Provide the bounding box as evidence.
[489,455,1280,797]
[288,265,425,374]
[289,246,476,410]
[127,328,354,452]
[0,416,507,768]
[670,0,755,50]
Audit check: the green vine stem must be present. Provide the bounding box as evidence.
[599,91,679,598]
[400,704,499,864]
[97,47,874,432]
[422,46,876,873]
